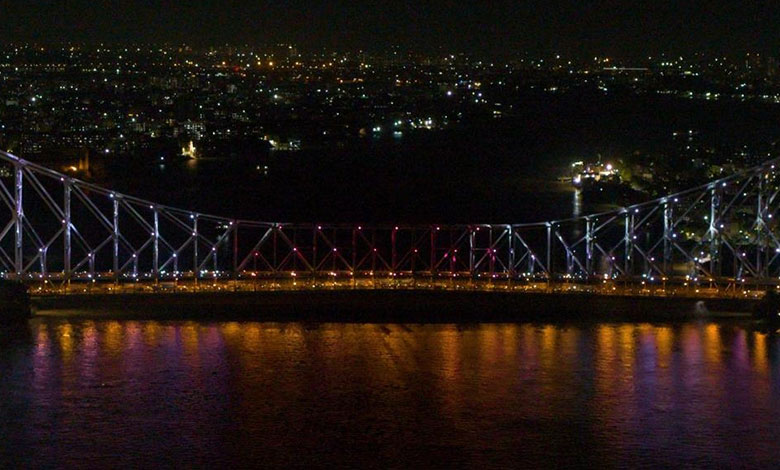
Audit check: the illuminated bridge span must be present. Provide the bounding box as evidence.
[0,149,779,294]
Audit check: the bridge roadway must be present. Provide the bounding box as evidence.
[31,278,760,321]
[27,276,764,299]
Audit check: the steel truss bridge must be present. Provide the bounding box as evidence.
[0,150,778,295]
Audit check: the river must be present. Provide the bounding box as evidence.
[1,318,779,468]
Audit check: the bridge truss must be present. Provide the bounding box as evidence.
[0,150,778,291]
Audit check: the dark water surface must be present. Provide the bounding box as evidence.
[89,93,780,226]
[2,319,780,468]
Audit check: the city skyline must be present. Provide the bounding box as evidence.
[2,1,780,57]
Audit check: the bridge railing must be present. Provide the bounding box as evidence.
[2,150,780,289]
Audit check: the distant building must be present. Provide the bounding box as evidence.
[570,160,620,187]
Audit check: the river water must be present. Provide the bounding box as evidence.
[1,319,779,468]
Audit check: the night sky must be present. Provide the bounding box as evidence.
[1,1,779,56]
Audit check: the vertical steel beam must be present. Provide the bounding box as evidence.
[410,229,416,274]
[273,224,278,273]
[371,230,377,274]
[353,227,358,274]
[391,227,397,273]
[13,163,23,276]
[756,176,765,277]
[213,239,218,273]
[546,223,552,275]
[508,226,515,277]
[40,248,47,278]
[64,180,72,283]
[468,227,475,278]
[232,221,239,278]
[331,229,337,273]
[113,198,120,283]
[488,228,495,278]
[192,216,199,281]
[448,232,455,276]
[153,207,159,282]
[312,225,318,275]
[585,217,594,276]
[624,211,633,277]
[663,201,673,275]
[709,187,719,276]
[430,227,436,277]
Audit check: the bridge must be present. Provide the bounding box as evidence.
[0,150,778,297]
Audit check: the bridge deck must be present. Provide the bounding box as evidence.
[26,277,765,299]
[31,285,758,321]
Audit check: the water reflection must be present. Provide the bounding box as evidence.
[573,188,582,218]
[2,320,780,467]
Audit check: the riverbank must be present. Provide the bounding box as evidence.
[32,290,756,322]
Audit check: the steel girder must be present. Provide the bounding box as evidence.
[1,150,780,286]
